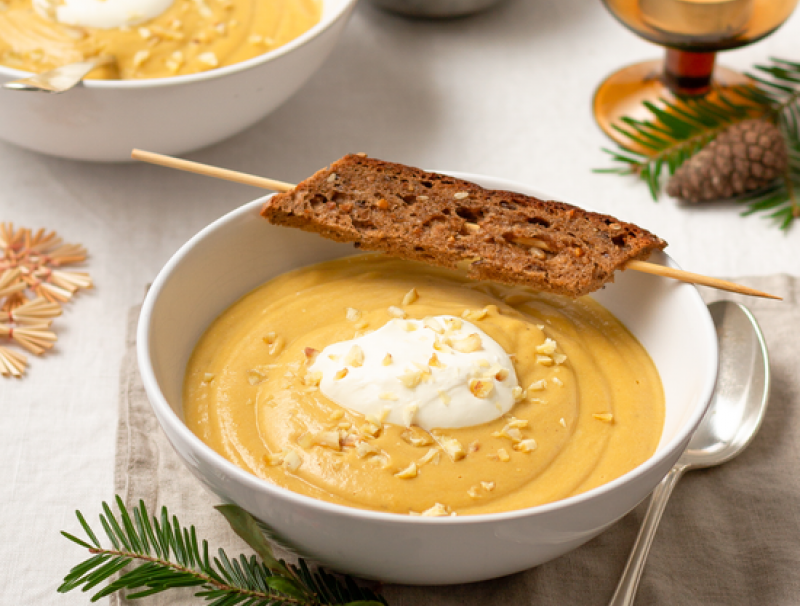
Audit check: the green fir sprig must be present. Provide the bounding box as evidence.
[597,57,800,229]
[59,495,387,606]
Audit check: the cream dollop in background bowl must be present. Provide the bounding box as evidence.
[137,173,718,585]
[0,0,357,162]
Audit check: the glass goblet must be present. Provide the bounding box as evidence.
[594,0,799,145]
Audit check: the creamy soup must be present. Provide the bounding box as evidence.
[0,0,321,79]
[184,255,665,516]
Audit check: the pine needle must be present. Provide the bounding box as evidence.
[59,496,388,606]
[597,56,800,230]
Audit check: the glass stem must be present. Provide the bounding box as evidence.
[663,48,717,96]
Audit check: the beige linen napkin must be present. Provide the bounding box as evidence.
[114,275,800,606]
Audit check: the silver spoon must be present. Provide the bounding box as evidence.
[2,55,114,93]
[608,300,770,606]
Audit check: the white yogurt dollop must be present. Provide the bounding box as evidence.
[34,0,174,29]
[309,315,520,431]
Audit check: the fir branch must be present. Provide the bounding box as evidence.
[59,495,387,606]
[597,56,800,229]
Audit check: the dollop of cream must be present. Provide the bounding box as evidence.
[309,315,520,430]
[33,0,174,29]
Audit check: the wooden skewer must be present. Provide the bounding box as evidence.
[131,149,782,301]
[624,260,780,300]
[132,149,294,192]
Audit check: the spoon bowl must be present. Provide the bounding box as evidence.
[683,301,770,468]
[608,299,770,606]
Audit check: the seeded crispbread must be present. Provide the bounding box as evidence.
[260,154,667,297]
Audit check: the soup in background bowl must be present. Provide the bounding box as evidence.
[137,174,717,585]
[0,0,356,161]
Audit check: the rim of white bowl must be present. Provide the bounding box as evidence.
[0,0,358,90]
[138,172,718,526]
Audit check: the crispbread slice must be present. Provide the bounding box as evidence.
[260,154,667,297]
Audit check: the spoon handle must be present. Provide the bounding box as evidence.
[607,464,688,606]
[3,56,112,93]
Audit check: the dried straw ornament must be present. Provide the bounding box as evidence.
[0,223,92,377]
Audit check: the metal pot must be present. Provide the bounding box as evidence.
[367,0,506,18]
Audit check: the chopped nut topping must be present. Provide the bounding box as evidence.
[452,333,482,353]
[481,481,496,491]
[593,413,614,423]
[303,347,318,359]
[536,355,554,366]
[497,448,511,462]
[303,371,322,387]
[402,402,418,426]
[197,51,218,67]
[334,368,349,380]
[552,376,564,387]
[512,386,525,401]
[559,417,567,428]
[436,434,466,461]
[379,391,398,401]
[443,317,463,332]
[420,503,451,517]
[345,307,362,321]
[417,448,440,466]
[428,353,444,368]
[461,307,488,321]
[462,222,481,233]
[433,338,452,354]
[553,353,567,365]
[329,409,345,421]
[344,344,365,367]
[360,421,382,438]
[469,378,494,399]
[437,389,451,405]
[423,317,444,334]
[401,427,434,447]
[528,379,547,391]
[388,305,406,318]
[132,49,150,68]
[535,338,557,355]
[493,424,523,442]
[246,368,267,385]
[468,440,481,453]
[355,441,379,458]
[394,462,418,479]
[514,439,538,453]
[382,353,393,366]
[454,192,470,200]
[264,451,285,466]
[310,430,341,450]
[495,368,510,381]
[467,485,481,499]
[402,288,419,306]
[282,449,302,471]
[268,336,285,356]
[399,368,423,388]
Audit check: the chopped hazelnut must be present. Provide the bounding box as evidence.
[394,462,418,479]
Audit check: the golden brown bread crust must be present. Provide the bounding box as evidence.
[260,154,667,297]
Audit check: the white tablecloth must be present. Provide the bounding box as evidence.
[2,1,798,604]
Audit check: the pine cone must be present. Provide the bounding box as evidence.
[666,119,788,203]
